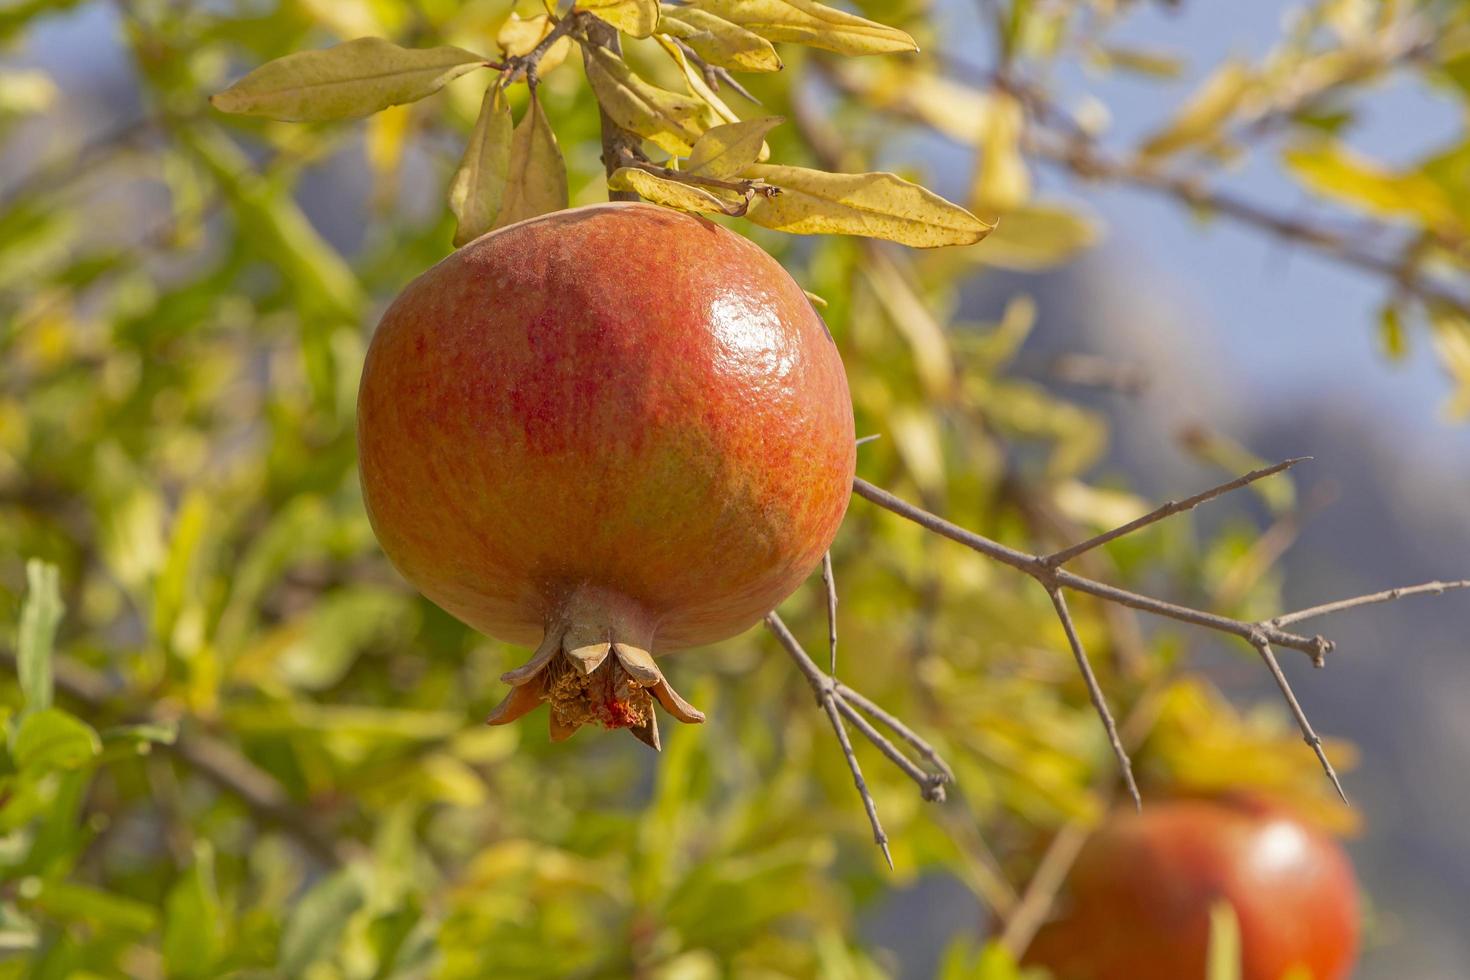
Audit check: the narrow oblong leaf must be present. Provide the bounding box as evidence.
[11,708,100,771]
[684,0,916,56]
[744,164,993,247]
[17,558,62,714]
[449,86,515,246]
[497,94,568,228]
[581,43,706,154]
[1138,60,1253,157]
[659,6,782,72]
[687,116,783,178]
[579,0,660,38]
[608,167,739,214]
[657,36,740,127]
[211,37,489,122]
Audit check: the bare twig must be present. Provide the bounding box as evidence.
[1046,587,1141,809]
[1045,457,1307,566]
[822,552,838,674]
[1269,579,1470,627]
[851,465,1466,799]
[999,823,1090,954]
[764,611,955,864]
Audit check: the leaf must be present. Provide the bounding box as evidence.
[1378,303,1408,361]
[658,6,782,72]
[965,203,1099,269]
[497,93,568,228]
[1092,43,1185,78]
[582,43,707,154]
[10,708,100,771]
[497,13,572,75]
[16,559,62,715]
[684,0,917,55]
[163,842,223,980]
[26,880,158,934]
[579,0,660,38]
[1206,900,1243,980]
[971,92,1029,212]
[657,36,740,127]
[211,37,489,122]
[743,164,992,247]
[687,116,782,178]
[1283,141,1456,226]
[608,167,737,214]
[449,85,514,246]
[279,868,367,974]
[1138,61,1253,157]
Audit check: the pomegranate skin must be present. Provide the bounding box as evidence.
[1024,798,1360,980]
[357,202,854,661]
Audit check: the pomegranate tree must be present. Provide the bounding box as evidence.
[1024,796,1361,980]
[357,203,855,748]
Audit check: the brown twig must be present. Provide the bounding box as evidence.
[1252,639,1347,803]
[822,551,838,673]
[1268,579,1470,627]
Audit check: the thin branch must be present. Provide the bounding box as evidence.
[1046,587,1141,810]
[1045,457,1307,566]
[822,551,838,674]
[835,682,956,786]
[764,611,892,868]
[0,650,351,866]
[1269,579,1470,627]
[1252,641,1348,803]
[999,823,1090,955]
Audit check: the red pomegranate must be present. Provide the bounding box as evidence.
[357,203,855,747]
[1024,796,1360,980]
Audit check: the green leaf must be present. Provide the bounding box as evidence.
[1206,900,1243,980]
[579,0,661,38]
[26,880,158,934]
[279,867,367,975]
[16,559,62,715]
[658,7,782,72]
[687,116,782,179]
[608,167,737,214]
[684,0,917,55]
[497,93,569,229]
[99,721,179,749]
[582,44,707,155]
[10,709,100,771]
[449,85,514,246]
[744,164,992,247]
[211,37,489,122]
[163,842,223,979]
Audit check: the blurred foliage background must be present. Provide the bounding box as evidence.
[3,0,1470,977]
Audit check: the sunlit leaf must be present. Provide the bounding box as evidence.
[966,203,1099,269]
[11,708,100,771]
[608,167,738,213]
[163,842,223,979]
[658,6,782,72]
[684,0,917,56]
[498,93,569,228]
[1138,60,1253,157]
[1206,901,1243,980]
[449,85,514,245]
[497,13,573,75]
[579,0,661,37]
[582,43,706,154]
[972,92,1029,212]
[211,37,489,122]
[1284,140,1457,227]
[744,164,992,246]
[687,116,782,178]
[16,559,62,715]
[279,868,367,974]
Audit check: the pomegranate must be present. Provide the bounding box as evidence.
[357,203,855,748]
[1024,796,1360,980]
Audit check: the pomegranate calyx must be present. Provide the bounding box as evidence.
[486,623,704,749]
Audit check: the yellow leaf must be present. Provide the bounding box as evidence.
[581,43,706,154]
[497,94,568,228]
[656,36,739,127]
[658,6,782,72]
[365,103,412,203]
[833,62,992,144]
[889,407,945,494]
[1138,60,1253,157]
[971,92,1029,213]
[449,86,514,246]
[578,0,661,38]
[1429,308,1470,421]
[966,203,1098,269]
[210,36,488,122]
[687,116,782,178]
[607,167,738,214]
[1283,140,1457,227]
[497,13,573,76]
[743,164,992,247]
[684,0,916,56]
[862,250,953,395]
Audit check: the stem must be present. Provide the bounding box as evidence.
[584,18,643,198]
